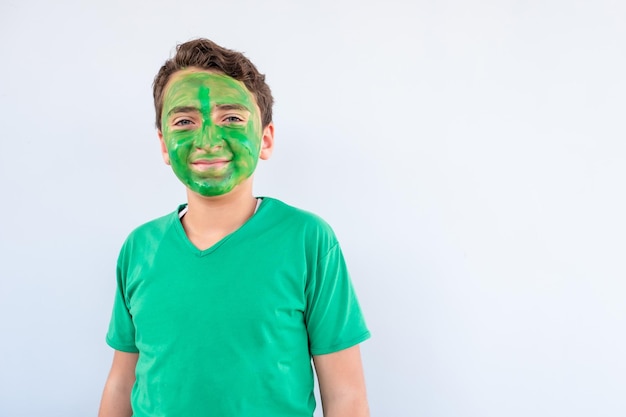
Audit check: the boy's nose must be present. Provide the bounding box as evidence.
[195,125,224,150]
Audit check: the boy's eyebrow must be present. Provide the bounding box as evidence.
[167,106,200,116]
[214,103,251,112]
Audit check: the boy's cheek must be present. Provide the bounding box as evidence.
[226,133,261,157]
[165,130,197,146]
[165,138,194,166]
[173,143,193,162]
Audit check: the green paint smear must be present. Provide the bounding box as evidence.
[161,71,262,197]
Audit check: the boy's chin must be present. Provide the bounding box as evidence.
[175,170,254,199]
[186,180,242,198]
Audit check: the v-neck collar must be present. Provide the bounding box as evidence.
[172,197,269,257]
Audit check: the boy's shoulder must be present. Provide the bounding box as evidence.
[261,197,333,230]
[121,206,181,246]
[260,197,339,247]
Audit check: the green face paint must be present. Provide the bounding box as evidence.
[161,70,263,197]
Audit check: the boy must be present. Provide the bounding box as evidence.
[98,38,370,417]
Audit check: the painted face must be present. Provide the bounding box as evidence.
[160,70,264,197]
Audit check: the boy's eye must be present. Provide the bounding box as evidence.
[223,115,244,123]
[174,119,194,126]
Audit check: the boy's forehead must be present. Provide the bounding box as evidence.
[163,69,253,104]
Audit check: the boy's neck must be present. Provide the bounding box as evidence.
[181,178,258,250]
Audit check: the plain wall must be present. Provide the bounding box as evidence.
[1,0,625,416]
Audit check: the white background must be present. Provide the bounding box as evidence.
[1,0,625,416]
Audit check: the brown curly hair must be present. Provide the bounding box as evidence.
[153,38,273,129]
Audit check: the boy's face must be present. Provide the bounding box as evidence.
[159,69,273,197]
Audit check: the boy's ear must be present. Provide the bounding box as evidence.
[259,123,275,160]
[158,130,171,165]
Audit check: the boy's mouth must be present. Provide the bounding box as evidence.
[190,158,231,171]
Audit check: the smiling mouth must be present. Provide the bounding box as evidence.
[190,158,231,171]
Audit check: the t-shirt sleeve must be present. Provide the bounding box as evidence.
[105,257,139,353]
[305,242,370,356]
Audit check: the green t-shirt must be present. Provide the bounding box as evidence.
[106,198,370,417]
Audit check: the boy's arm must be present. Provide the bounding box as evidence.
[98,350,138,417]
[313,345,370,417]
